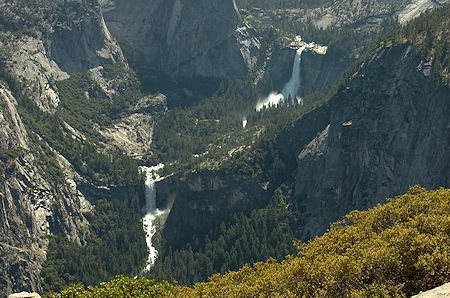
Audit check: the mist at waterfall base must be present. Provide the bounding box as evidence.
[141,164,167,271]
[255,45,307,112]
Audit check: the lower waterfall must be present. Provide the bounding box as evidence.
[141,164,167,271]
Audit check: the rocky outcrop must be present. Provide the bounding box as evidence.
[398,0,448,24]
[100,0,260,88]
[1,36,68,112]
[47,0,124,75]
[98,94,166,159]
[293,43,450,238]
[412,282,450,297]
[8,291,41,298]
[0,0,124,112]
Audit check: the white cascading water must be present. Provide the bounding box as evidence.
[141,164,166,271]
[256,45,307,111]
[282,45,307,100]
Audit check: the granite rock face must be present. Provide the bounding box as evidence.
[1,36,68,112]
[100,0,260,85]
[0,83,91,294]
[0,0,126,294]
[398,0,448,24]
[47,2,124,75]
[293,44,450,238]
[0,0,124,112]
[98,93,167,159]
[156,170,269,251]
[299,49,351,100]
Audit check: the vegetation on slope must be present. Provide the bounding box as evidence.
[385,3,449,84]
[173,187,450,297]
[41,190,147,293]
[45,276,173,298]
[14,63,143,186]
[151,77,323,174]
[148,184,299,285]
[50,187,450,297]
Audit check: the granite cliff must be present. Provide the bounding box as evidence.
[293,42,449,237]
[0,81,91,294]
[100,0,261,89]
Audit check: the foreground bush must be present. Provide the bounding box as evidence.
[45,276,173,298]
[175,187,450,297]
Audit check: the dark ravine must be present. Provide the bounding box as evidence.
[155,170,270,251]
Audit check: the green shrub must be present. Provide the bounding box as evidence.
[45,276,173,298]
[176,187,450,297]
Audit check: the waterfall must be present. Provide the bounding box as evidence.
[256,45,307,111]
[282,45,306,101]
[141,164,166,271]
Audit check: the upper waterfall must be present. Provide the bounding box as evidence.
[282,45,307,101]
[256,45,307,111]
